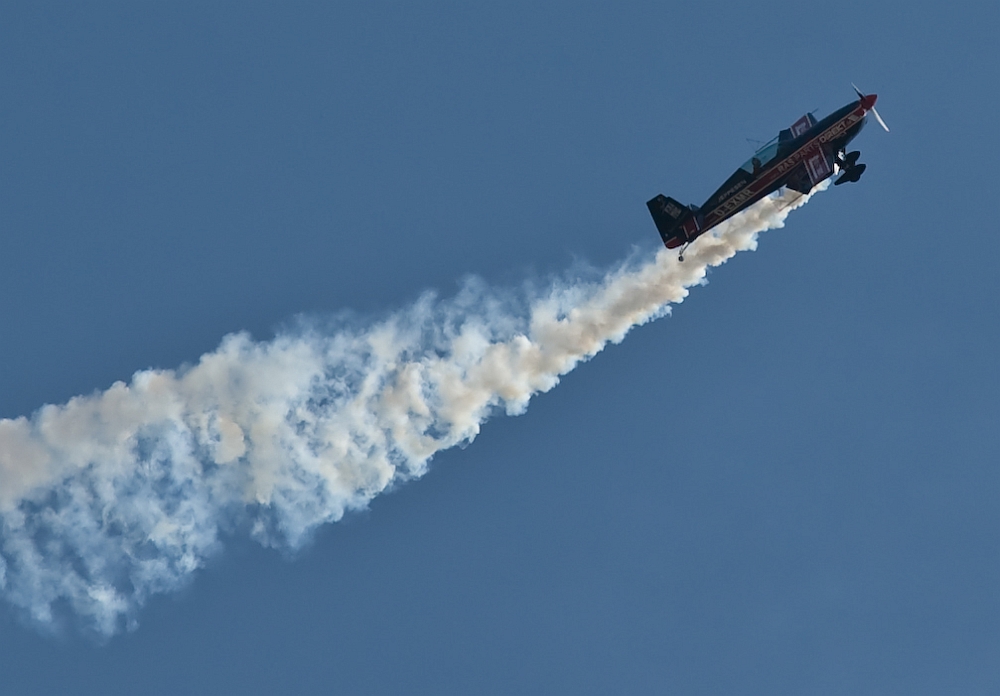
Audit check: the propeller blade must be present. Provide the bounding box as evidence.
[870,105,890,132]
[852,83,889,132]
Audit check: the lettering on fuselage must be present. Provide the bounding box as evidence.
[818,110,863,145]
[705,107,865,227]
[718,179,747,203]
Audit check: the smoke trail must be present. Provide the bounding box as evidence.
[0,185,824,635]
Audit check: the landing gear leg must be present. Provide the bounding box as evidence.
[836,149,861,170]
[678,242,691,262]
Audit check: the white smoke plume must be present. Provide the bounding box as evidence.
[0,185,824,635]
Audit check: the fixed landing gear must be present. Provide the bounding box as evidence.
[834,149,866,185]
[678,241,691,262]
[835,162,867,185]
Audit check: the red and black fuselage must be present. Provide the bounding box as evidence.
[647,93,878,250]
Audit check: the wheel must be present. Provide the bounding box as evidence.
[678,255,685,262]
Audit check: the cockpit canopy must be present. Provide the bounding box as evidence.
[739,137,781,174]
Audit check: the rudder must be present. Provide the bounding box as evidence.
[646,194,687,248]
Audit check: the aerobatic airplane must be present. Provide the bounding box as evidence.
[647,85,888,260]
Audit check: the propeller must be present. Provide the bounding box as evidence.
[852,83,890,132]
[869,104,890,132]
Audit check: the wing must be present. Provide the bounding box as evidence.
[784,143,835,194]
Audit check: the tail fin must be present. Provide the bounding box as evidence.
[646,195,687,247]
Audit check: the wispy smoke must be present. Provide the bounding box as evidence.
[0,186,824,635]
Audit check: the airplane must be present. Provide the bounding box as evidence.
[647,85,888,260]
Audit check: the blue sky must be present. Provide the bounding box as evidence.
[1,1,998,694]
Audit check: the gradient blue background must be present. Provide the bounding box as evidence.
[1,2,998,693]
